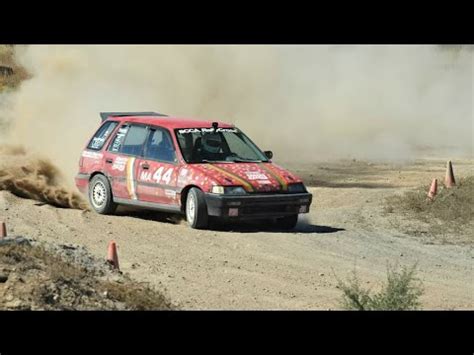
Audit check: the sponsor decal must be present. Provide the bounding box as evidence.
[257,179,272,185]
[245,171,268,180]
[178,127,238,134]
[177,168,189,185]
[139,171,152,182]
[82,151,103,159]
[215,128,238,133]
[111,156,128,172]
[110,126,129,152]
[90,137,105,149]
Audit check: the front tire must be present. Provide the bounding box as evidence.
[275,214,298,230]
[186,187,209,229]
[88,174,117,214]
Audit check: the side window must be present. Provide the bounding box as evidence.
[224,133,258,159]
[109,124,130,153]
[144,128,177,163]
[87,121,118,150]
[120,125,148,156]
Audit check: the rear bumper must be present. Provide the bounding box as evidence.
[204,192,312,220]
[75,173,89,194]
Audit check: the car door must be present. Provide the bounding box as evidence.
[104,123,149,200]
[135,126,180,206]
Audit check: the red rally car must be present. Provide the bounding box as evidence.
[75,112,313,229]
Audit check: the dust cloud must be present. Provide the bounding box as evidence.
[0,45,472,187]
[0,145,87,209]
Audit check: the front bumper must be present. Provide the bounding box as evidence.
[204,192,312,219]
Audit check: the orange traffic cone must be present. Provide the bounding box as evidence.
[0,222,6,239]
[445,161,456,188]
[427,178,438,200]
[107,241,120,270]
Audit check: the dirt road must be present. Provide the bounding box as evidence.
[0,159,472,309]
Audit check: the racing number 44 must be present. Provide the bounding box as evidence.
[153,167,174,185]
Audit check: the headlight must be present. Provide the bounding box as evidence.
[211,186,247,195]
[287,183,307,193]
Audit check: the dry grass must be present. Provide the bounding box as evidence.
[384,176,474,243]
[100,280,173,310]
[0,243,174,310]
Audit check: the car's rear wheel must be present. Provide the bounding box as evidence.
[89,174,117,214]
[275,214,298,230]
[186,187,209,229]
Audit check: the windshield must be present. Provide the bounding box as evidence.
[175,127,268,163]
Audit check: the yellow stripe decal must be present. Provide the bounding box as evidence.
[259,163,288,191]
[205,164,254,192]
[126,157,137,199]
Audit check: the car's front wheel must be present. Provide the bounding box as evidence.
[186,187,209,229]
[88,174,117,214]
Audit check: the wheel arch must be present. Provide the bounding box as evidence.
[180,184,204,212]
[88,171,111,196]
[89,171,107,182]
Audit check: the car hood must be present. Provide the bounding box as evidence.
[193,162,303,193]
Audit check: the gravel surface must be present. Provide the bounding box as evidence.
[0,159,472,309]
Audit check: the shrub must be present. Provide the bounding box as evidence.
[336,263,424,310]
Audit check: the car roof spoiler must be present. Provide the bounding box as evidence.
[100,112,168,122]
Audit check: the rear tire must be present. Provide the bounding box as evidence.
[186,187,209,229]
[275,214,298,230]
[88,174,117,215]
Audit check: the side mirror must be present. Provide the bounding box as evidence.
[264,150,273,159]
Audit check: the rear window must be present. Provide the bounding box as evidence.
[87,121,118,151]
